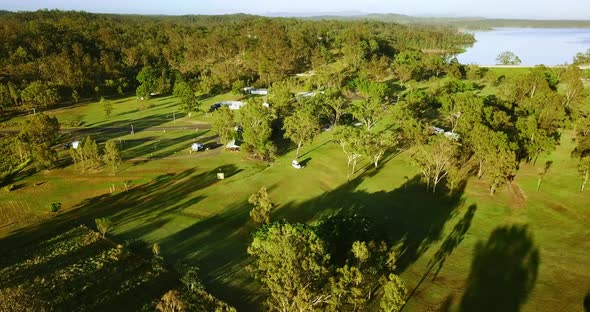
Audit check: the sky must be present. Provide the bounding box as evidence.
[2,0,590,20]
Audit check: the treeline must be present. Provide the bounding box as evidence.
[307,13,590,30]
[0,10,473,113]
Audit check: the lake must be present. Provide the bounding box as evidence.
[457,28,590,66]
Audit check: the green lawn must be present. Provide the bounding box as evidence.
[1,86,589,311]
[1,92,248,130]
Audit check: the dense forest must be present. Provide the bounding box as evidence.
[0,10,473,113]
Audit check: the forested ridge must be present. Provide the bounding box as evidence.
[0,10,473,110]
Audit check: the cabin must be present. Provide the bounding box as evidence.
[243,87,268,95]
[211,101,246,110]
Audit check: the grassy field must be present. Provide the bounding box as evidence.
[1,84,589,311]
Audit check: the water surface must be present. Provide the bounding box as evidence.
[457,28,590,66]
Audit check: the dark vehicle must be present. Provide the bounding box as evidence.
[63,143,71,149]
[209,103,221,112]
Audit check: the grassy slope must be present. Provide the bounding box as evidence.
[1,75,589,311]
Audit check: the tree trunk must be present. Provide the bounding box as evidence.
[490,183,496,195]
[478,160,484,179]
[296,141,303,159]
[582,170,588,192]
[347,157,352,181]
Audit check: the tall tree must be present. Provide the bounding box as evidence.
[320,89,348,127]
[173,81,199,116]
[333,126,364,181]
[283,105,320,159]
[412,136,458,193]
[210,106,235,146]
[351,98,386,131]
[240,98,276,160]
[496,51,522,65]
[103,140,122,175]
[78,136,102,172]
[101,97,114,118]
[362,130,397,169]
[17,114,60,170]
[248,186,273,225]
[247,222,330,312]
[561,65,584,108]
[438,92,484,133]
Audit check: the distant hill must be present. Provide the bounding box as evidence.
[303,13,590,29]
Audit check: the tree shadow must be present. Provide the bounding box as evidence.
[0,165,242,253]
[276,173,467,272]
[402,205,477,309]
[299,157,312,167]
[459,224,540,312]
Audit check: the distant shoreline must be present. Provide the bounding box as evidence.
[475,65,590,69]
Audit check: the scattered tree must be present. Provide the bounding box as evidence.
[95,217,112,238]
[283,105,320,159]
[173,81,199,117]
[210,106,235,146]
[17,113,60,170]
[333,126,364,181]
[380,273,407,312]
[101,97,114,118]
[412,136,458,193]
[103,140,122,175]
[496,51,522,65]
[352,99,386,131]
[247,222,330,311]
[240,98,276,160]
[248,187,273,225]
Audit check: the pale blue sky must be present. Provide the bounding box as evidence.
[2,0,590,20]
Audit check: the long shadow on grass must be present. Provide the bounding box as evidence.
[458,224,540,312]
[0,165,242,254]
[156,199,259,310]
[276,174,467,272]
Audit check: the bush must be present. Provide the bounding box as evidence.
[124,239,148,253]
[49,202,62,213]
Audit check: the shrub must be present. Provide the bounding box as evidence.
[49,202,62,213]
[95,217,113,238]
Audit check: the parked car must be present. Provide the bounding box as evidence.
[209,103,221,112]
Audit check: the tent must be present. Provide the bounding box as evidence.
[72,141,81,149]
[226,139,240,151]
[191,143,204,152]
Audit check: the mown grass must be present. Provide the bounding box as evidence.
[1,78,589,311]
